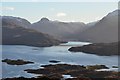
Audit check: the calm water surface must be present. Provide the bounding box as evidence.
[2,42,118,78]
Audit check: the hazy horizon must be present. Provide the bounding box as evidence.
[1,2,118,23]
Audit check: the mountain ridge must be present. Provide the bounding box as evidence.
[1,16,62,47]
[1,9,119,43]
[77,9,119,43]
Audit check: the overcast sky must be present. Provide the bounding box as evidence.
[1,1,118,23]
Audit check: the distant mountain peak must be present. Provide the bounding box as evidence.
[40,17,50,22]
[107,9,120,17]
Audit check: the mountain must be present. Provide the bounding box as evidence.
[1,16,31,28]
[2,16,62,47]
[78,10,119,43]
[2,9,118,43]
[30,18,86,41]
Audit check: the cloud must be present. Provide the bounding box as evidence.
[56,12,67,17]
[1,7,15,11]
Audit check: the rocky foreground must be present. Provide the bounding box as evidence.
[2,63,119,80]
[24,64,119,79]
[69,42,119,56]
[2,77,119,80]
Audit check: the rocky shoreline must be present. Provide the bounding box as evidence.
[68,42,119,56]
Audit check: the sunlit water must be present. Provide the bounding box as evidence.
[2,42,119,78]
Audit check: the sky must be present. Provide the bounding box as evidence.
[0,2,118,23]
[1,0,119,2]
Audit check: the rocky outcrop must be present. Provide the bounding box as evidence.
[86,65,109,70]
[68,42,119,56]
[24,64,119,79]
[2,59,34,65]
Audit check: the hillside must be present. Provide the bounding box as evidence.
[78,10,119,43]
[2,16,62,47]
[30,18,86,41]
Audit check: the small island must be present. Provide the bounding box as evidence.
[68,42,119,56]
[2,59,34,65]
[49,60,61,63]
